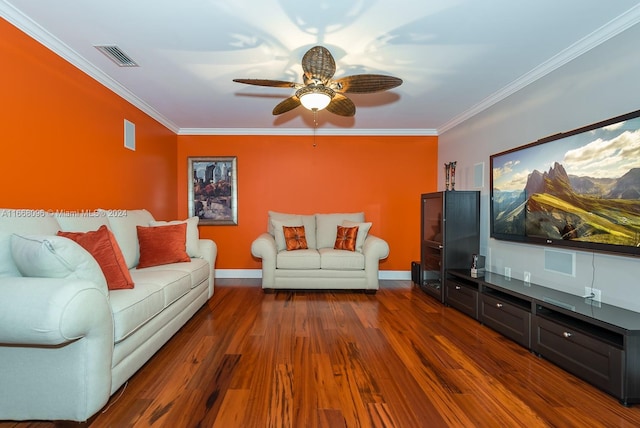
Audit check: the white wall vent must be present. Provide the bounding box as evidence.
[94,45,138,67]
[124,119,135,151]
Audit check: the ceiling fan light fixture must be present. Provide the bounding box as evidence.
[296,86,335,111]
[234,46,402,117]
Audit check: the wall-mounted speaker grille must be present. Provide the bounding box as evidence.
[544,249,575,276]
[94,45,138,67]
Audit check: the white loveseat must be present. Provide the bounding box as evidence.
[0,208,217,422]
[251,211,389,291]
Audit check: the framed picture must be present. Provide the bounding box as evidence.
[188,156,238,225]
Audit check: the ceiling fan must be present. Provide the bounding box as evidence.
[233,45,402,117]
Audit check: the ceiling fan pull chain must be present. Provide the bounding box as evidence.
[313,110,318,148]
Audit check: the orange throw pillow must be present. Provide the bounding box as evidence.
[57,225,134,290]
[334,225,359,251]
[283,226,308,250]
[137,223,191,268]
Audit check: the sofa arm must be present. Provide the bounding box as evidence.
[0,277,112,345]
[362,235,390,260]
[251,233,277,288]
[362,235,389,290]
[0,276,114,421]
[197,238,217,297]
[251,232,277,259]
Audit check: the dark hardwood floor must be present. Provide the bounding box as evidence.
[3,279,640,427]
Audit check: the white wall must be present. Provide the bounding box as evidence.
[439,23,640,311]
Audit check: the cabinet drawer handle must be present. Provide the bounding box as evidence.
[455,286,461,290]
[496,303,503,308]
[563,332,572,338]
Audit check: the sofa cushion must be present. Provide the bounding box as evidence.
[315,212,365,249]
[109,282,165,343]
[283,226,308,250]
[111,266,197,342]
[342,220,372,253]
[149,216,201,257]
[268,211,299,235]
[319,248,365,270]
[276,249,321,269]
[133,258,209,290]
[101,209,155,269]
[54,212,110,233]
[57,225,134,290]
[10,234,108,289]
[0,210,61,277]
[130,268,193,307]
[271,217,303,252]
[334,225,358,251]
[136,224,191,268]
[269,211,317,249]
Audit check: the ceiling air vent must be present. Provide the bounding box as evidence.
[94,45,138,67]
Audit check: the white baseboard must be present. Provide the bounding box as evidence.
[214,269,411,280]
[215,269,262,278]
[379,270,411,280]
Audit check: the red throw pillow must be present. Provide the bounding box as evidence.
[334,225,359,251]
[136,223,191,268]
[57,225,134,290]
[283,226,308,250]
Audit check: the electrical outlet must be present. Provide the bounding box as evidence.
[584,286,602,302]
[504,267,511,279]
[523,271,531,284]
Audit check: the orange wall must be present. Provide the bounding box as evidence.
[1,19,177,217]
[177,135,438,271]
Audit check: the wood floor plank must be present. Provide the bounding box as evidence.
[3,280,640,427]
[269,363,294,427]
[212,389,250,428]
[312,352,344,411]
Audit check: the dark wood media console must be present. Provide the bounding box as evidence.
[446,269,640,406]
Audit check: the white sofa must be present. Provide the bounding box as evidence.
[0,208,217,422]
[251,211,389,291]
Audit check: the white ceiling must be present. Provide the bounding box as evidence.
[2,0,640,135]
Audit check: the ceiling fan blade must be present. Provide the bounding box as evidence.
[302,46,336,81]
[326,93,355,117]
[272,95,301,115]
[233,78,298,88]
[333,74,403,93]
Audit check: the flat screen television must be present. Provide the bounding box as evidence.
[490,109,640,257]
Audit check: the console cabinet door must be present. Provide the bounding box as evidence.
[534,315,624,399]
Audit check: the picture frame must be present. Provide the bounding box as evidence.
[188,156,238,225]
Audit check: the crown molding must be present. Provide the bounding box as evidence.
[1,1,180,134]
[177,127,437,136]
[437,3,640,135]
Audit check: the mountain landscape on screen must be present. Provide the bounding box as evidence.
[493,162,640,246]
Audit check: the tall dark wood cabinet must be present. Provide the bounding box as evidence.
[420,191,480,302]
